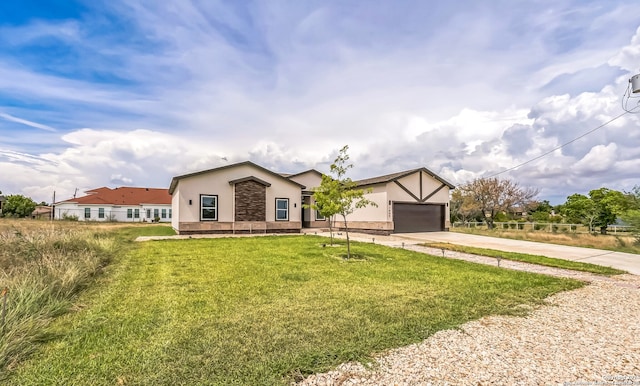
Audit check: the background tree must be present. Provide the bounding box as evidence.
[320,145,377,259]
[558,188,630,234]
[456,177,538,229]
[450,189,481,223]
[559,194,598,231]
[589,188,630,234]
[621,185,640,242]
[529,200,558,222]
[2,194,37,218]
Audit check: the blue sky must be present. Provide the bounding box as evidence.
[1,0,640,204]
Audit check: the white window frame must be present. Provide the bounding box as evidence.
[201,195,218,221]
[275,198,289,221]
[161,208,167,218]
[134,209,140,219]
[84,207,91,219]
[98,208,105,219]
[315,210,326,221]
[127,208,133,219]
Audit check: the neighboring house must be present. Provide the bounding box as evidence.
[54,187,172,222]
[169,161,454,235]
[31,206,53,220]
[0,195,5,215]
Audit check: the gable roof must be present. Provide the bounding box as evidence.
[354,167,455,189]
[57,187,172,205]
[168,161,305,194]
[286,169,323,179]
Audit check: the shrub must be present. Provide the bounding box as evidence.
[61,213,78,221]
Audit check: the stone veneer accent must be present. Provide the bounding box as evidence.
[234,180,266,221]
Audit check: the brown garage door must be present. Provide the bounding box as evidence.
[393,203,444,233]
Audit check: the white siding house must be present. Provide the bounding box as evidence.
[54,187,172,222]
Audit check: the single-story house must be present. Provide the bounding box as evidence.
[0,195,5,215]
[31,206,53,220]
[169,161,454,235]
[54,187,172,222]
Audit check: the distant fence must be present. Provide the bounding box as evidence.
[452,221,632,234]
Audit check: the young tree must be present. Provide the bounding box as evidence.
[2,194,37,218]
[457,177,538,229]
[306,174,341,245]
[316,145,377,259]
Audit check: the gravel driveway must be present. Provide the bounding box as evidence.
[298,233,640,385]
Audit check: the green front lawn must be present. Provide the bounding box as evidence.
[7,235,583,385]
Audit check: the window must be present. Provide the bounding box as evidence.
[98,208,105,219]
[127,209,133,219]
[146,209,151,218]
[315,210,326,221]
[275,198,289,221]
[161,208,167,219]
[154,209,159,219]
[169,209,172,219]
[134,209,140,219]
[84,208,90,219]
[201,195,217,221]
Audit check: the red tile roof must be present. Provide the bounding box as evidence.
[58,187,171,205]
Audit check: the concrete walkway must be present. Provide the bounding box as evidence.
[391,232,640,275]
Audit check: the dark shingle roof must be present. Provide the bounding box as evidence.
[169,161,305,194]
[354,167,455,189]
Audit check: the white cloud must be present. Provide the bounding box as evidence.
[2,1,640,205]
[571,143,618,174]
[0,113,57,132]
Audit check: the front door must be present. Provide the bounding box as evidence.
[302,196,311,228]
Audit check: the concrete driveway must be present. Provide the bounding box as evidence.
[393,232,640,275]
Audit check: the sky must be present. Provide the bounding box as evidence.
[1,0,640,205]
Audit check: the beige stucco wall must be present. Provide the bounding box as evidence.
[171,164,302,228]
[171,190,180,230]
[343,189,389,222]
[344,171,452,228]
[288,171,322,190]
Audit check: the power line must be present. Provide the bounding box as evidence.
[486,106,638,178]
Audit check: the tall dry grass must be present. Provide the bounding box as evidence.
[0,221,117,373]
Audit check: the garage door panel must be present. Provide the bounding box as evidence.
[393,203,444,233]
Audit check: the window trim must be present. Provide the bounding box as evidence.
[275,198,289,221]
[315,210,326,221]
[161,208,167,219]
[127,208,133,219]
[134,209,140,219]
[84,207,91,219]
[98,208,105,219]
[200,194,218,221]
